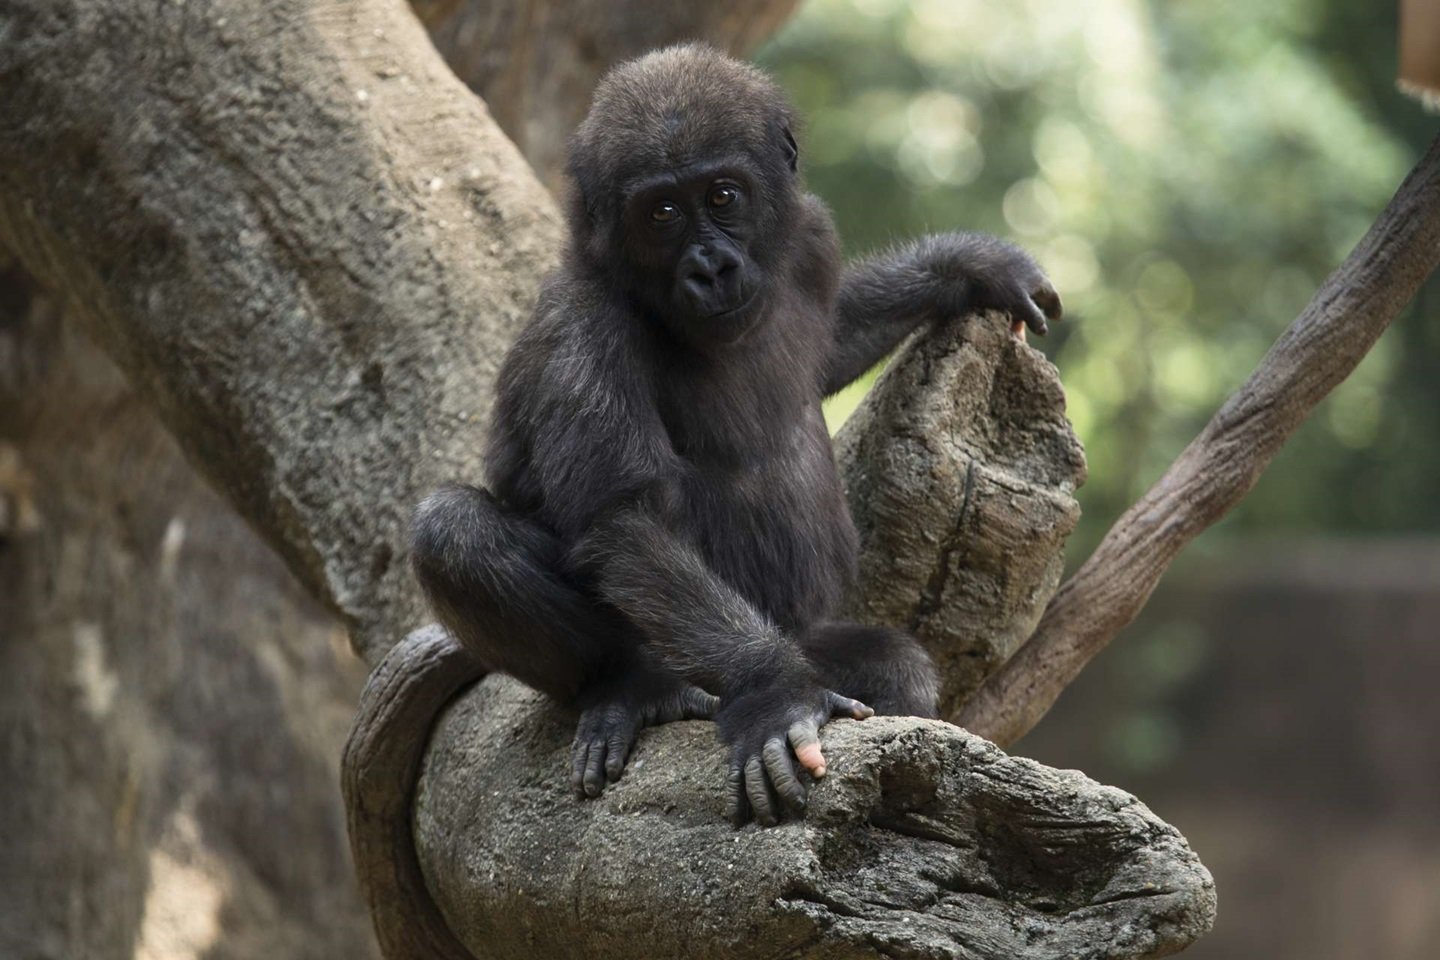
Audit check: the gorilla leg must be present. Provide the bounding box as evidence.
[799,623,940,718]
[411,485,717,798]
[410,484,614,702]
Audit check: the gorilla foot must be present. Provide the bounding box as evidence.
[570,668,719,799]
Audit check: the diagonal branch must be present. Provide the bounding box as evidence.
[957,133,1440,746]
[0,0,563,664]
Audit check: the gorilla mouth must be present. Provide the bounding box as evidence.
[704,291,757,321]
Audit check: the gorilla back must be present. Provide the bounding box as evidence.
[413,44,1061,826]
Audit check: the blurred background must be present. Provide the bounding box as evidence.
[757,1,1439,958]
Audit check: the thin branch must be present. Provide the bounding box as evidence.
[957,134,1440,746]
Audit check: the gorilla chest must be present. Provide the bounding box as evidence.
[675,409,857,629]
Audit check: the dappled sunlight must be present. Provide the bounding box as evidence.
[778,0,1429,545]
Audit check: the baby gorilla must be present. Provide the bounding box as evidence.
[412,44,1061,826]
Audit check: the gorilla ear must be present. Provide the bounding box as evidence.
[781,125,799,174]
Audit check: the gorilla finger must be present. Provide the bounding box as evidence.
[1017,299,1048,337]
[1033,283,1063,322]
[787,720,826,778]
[583,740,608,798]
[726,761,750,827]
[604,733,630,782]
[683,686,722,720]
[744,756,779,827]
[571,740,593,798]
[761,737,806,813]
[826,691,874,720]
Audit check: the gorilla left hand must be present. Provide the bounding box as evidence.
[715,680,873,827]
[964,236,1064,337]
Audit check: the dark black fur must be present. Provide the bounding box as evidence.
[411,45,1061,826]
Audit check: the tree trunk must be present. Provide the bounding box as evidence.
[0,0,564,665]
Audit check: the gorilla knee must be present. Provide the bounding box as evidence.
[409,485,606,700]
[410,484,501,581]
[873,633,940,719]
[410,484,539,620]
[802,624,940,719]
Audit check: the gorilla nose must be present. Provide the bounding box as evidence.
[685,249,741,290]
[676,247,743,319]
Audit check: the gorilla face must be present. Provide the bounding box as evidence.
[562,45,804,352]
[621,159,770,347]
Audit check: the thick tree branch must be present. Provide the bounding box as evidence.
[406,668,1214,960]
[958,133,1440,746]
[838,314,1087,716]
[415,0,804,187]
[343,626,482,960]
[0,0,561,663]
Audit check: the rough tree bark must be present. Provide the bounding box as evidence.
[836,316,1087,716]
[0,0,561,665]
[417,674,1214,960]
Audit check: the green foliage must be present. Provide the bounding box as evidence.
[760,0,1436,557]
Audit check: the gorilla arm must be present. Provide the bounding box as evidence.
[821,233,1064,396]
[575,507,873,826]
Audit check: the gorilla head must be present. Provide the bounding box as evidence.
[564,44,803,348]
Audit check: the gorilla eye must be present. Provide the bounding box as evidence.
[708,186,738,208]
[650,202,680,224]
